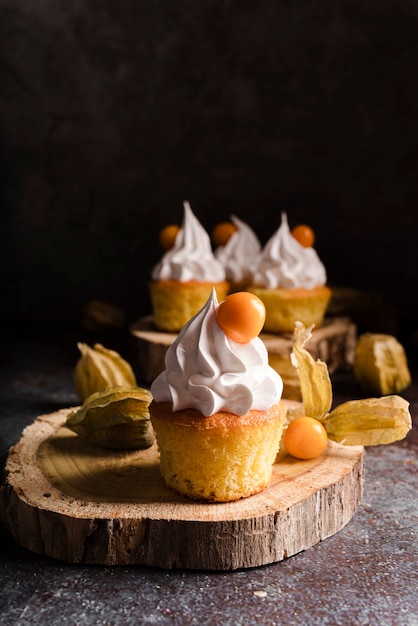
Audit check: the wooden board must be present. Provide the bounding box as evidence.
[0,404,364,571]
[130,315,357,399]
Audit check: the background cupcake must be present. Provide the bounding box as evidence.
[214,215,261,292]
[149,201,229,331]
[247,212,332,333]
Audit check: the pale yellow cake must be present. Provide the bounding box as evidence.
[149,399,287,502]
[149,279,229,332]
[246,285,332,333]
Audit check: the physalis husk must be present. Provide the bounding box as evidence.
[74,342,137,401]
[66,386,154,450]
[290,322,412,447]
[290,322,332,420]
[323,395,411,446]
[353,333,411,396]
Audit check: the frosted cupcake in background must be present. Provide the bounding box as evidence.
[149,201,229,331]
[149,289,286,502]
[214,215,261,291]
[247,212,332,333]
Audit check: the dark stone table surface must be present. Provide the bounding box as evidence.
[0,323,417,626]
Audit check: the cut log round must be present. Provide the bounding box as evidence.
[0,405,364,570]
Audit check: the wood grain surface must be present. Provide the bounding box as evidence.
[0,404,364,570]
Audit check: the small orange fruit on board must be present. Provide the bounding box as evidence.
[212,221,238,247]
[283,416,328,460]
[159,224,180,249]
[291,224,315,248]
[216,292,266,343]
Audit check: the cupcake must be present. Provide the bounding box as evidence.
[214,215,261,291]
[149,290,286,502]
[247,212,331,333]
[149,201,229,331]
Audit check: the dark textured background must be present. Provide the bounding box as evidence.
[1,1,418,337]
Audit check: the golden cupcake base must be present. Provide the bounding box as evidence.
[149,400,287,502]
[149,279,229,332]
[246,285,332,333]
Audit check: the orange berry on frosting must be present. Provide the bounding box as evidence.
[159,224,180,249]
[216,292,266,343]
[212,221,238,247]
[291,224,315,248]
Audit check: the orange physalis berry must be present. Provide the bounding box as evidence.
[212,221,238,247]
[159,224,180,250]
[216,292,266,343]
[283,416,328,460]
[291,224,315,248]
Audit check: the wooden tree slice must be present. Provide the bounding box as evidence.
[130,316,357,399]
[0,404,364,570]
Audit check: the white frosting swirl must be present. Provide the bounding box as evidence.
[251,212,327,289]
[151,201,225,282]
[215,216,261,284]
[151,290,283,417]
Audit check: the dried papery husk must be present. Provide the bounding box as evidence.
[290,321,332,420]
[82,299,126,332]
[74,342,137,401]
[353,333,411,396]
[323,395,412,446]
[289,322,412,449]
[66,386,154,450]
